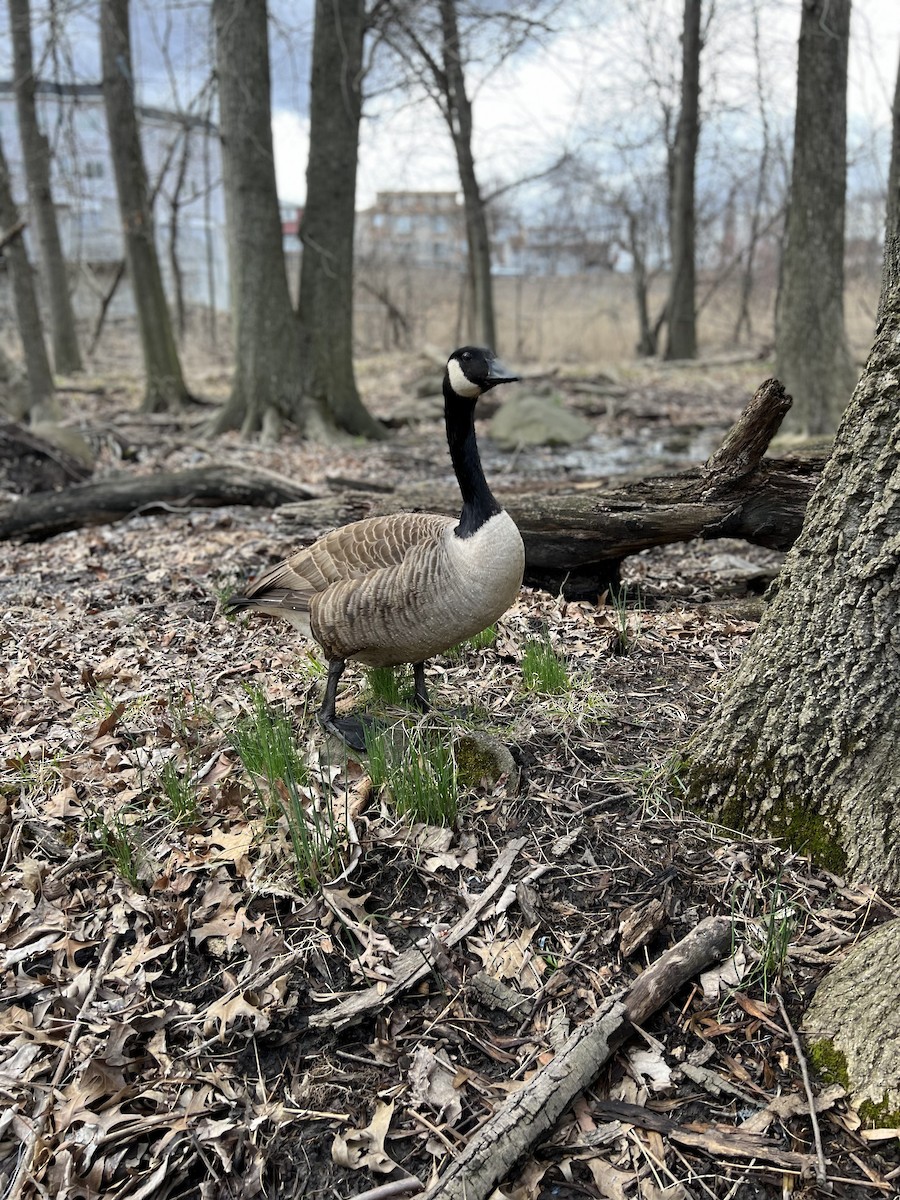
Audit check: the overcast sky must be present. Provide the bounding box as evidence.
[2,0,898,211]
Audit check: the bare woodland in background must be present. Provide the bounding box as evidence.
[0,0,889,437]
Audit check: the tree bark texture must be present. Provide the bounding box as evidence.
[210,0,307,440]
[100,0,189,414]
[9,0,82,375]
[687,288,900,891]
[665,0,701,361]
[438,0,497,351]
[0,131,56,421]
[775,0,856,436]
[804,919,900,1118]
[298,0,384,439]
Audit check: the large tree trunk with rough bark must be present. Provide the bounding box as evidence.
[665,0,701,361]
[297,0,384,440]
[775,0,856,436]
[0,131,57,421]
[9,0,82,375]
[438,0,496,350]
[209,0,310,441]
[686,281,900,891]
[100,0,189,414]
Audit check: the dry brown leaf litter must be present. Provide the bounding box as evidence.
[1,365,898,1199]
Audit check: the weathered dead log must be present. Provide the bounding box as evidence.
[0,465,320,540]
[277,380,822,597]
[423,916,735,1200]
[0,418,93,495]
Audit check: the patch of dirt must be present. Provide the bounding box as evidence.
[1,361,897,1199]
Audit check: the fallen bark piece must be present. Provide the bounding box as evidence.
[309,838,527,1031]
[0,464,321,540]
[423,915,733,1200]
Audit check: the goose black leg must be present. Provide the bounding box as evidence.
[317,659,371,753]
[412,662,430,711]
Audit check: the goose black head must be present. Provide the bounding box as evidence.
[446,346,519,400]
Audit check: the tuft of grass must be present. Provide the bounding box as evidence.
[365,724,458,825]
[730,875,795,1000]
[86,804,142,888]
[521,629,570,694]
[230,687,342,888]
[446,624,498,661]
[609,585,642,655]
[365,666,403,707]
[159,758,201,827]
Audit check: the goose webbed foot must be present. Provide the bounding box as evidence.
[319,658,380,753]
[319,712,377,754]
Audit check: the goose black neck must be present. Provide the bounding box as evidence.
[444,378,501,539]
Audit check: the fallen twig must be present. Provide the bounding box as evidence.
[423,915,734,1200]
[776,990,830,1188]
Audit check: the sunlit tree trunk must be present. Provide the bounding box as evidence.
[9,0,82,375]
[0,130,57,420]
[100,0,189,413]
[775,0,856,435]
[298,0,384,439]
[210,0,313,441]
[665,0,701,360]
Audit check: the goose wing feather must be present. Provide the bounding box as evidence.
[239,512,455,615]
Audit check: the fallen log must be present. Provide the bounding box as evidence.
[0,464,320,540]
[275,379,822,597]
[423,916,736,1200]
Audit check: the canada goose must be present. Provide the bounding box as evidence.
[226,346,525,751]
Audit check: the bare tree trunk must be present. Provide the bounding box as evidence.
[298,0,384,439]
[627,211,659,357]
[665,0,701,360]
[0,131,57,420]
[439,0,496,350]
[9,0,82,375]
[167,131,189,345]
[775,0,856,435]
[210,0,312,441]
[733,1,772,345]
[878,45,900,323]
[100,0,190,414]
[687,277,900,891]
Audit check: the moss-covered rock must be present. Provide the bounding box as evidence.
[454,732,519,796]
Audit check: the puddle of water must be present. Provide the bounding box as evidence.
[485,426,725,482]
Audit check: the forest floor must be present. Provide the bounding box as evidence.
[1,352,898,1200]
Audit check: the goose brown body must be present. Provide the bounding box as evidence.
[237,508,524,667]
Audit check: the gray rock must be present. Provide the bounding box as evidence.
[488,392,594,449]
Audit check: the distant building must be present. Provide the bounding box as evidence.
[0,80,229,316]
[356,190,466,268]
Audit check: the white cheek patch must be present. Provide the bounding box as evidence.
[447,358,481,398]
